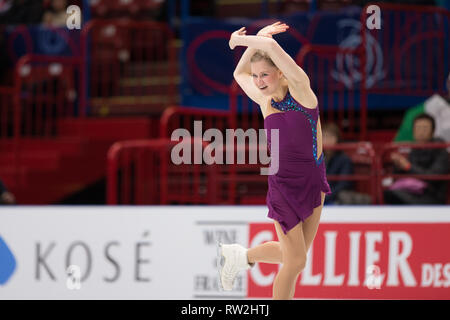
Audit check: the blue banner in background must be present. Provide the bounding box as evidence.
[181,6,449,111]
[3,25,80,63]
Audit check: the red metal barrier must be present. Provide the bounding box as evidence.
[0,86,19,184]
[228,80,270,204]
[159,105,231,138]
[0,55,81,193]
[297,44,366,141]
[80,19,176,116]
[13,55,82,138]
[377,142,450,204]
[106,137,274,205]
[220,142,270,205]
[323,142,377,204]
[0,86,14,139]
[159,105,236,203]
[107,138,219,205]
[106,138,379,205]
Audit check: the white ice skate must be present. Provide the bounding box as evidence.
[217,242,253,291]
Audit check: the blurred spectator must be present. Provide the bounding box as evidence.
[395,72,450,143]
[42,0,67,27]
[0,180,15,205]
[0,0,44,24]
[384,113,449,204]
[323,122,354,204]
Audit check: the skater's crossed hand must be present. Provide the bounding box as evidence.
[256,21,289,39]
[229,27,246,49]
[229,21,289,49]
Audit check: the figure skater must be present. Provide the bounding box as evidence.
[218,21,332,300]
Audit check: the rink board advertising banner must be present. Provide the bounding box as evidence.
[0,206,449,299]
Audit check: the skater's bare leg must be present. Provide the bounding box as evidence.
[302,191,325,252]
[246,192,325,266]
[272,220,307,300]
[247,241,281,264]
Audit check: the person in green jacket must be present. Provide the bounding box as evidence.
[395,73,450,142]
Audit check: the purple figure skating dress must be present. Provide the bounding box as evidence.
[264,89,332,235]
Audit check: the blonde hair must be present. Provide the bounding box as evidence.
[250,50,277,68]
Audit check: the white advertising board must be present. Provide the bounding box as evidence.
[0,206,449,299]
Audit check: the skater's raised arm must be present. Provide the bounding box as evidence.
[233,22,288,77]
[233,46,258,77]
[232,46,267,105]
[231,26,267,105]
[229,29,311,88]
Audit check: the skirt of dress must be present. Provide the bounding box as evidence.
[266,159,331,235]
